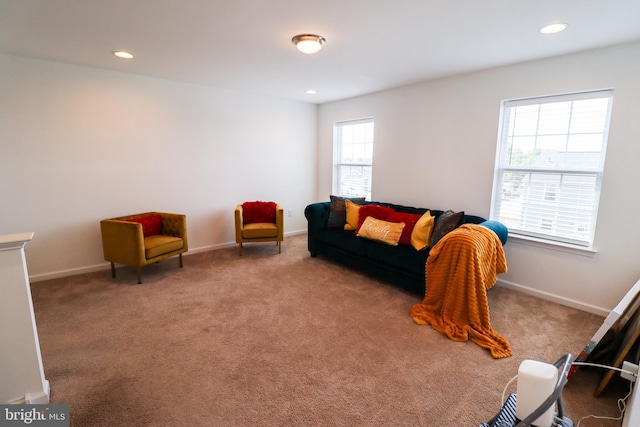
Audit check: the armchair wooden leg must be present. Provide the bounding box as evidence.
[110,262,116,278]
[179,253,183,268]
[136,267,142,285]
[239,243,243,256]
[278,241,281,254]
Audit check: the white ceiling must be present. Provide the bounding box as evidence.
[1,0,640,104]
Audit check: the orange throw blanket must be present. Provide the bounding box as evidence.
[410,224,512,358]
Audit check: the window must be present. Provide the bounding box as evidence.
[490,89,613,249]
[334,118,374,200]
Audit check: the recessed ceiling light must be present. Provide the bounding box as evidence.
[540,23,568,34]
[113,51,134,59]
[305,90,317,95]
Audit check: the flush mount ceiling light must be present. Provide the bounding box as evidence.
[291,34,326,54]
[113,51,134,59]
[539,23,568,34]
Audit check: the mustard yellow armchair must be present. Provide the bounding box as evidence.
[235,202,284,255]
[100,212,188,284]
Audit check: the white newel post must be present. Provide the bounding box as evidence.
[0,232,50,404]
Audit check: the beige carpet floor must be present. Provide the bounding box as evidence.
[30,234,630,426]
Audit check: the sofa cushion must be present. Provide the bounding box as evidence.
[242,223,278,239]
[387,211,422,245]
[361,237,430,277]
[315,227,429,277]
[328,195,365,228]
[429,210,464,247]
[357,217,405,246]
[344,199,363,231]
[127,214,163,237]
[242,201,276,224]
[356,204,395,232]
[144,235,183,259]
[316,227,367,256]
[410,211,435,251]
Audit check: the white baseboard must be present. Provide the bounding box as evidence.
[29,229,308,283]
[27,232,613,319]
[29,263,109,283]
[497,279,610,317]
[8,381,50,404]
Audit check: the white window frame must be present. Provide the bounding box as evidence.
[333,118,374,200]
[490,89,614,250]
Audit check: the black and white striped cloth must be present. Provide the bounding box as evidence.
[479,393,574,427]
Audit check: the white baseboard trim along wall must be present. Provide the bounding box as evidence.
[28,230,308,283]
[497,279,610,317]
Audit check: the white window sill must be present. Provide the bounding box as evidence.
[508,233,597,257]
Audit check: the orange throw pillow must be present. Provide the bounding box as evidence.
[357,216,405,246]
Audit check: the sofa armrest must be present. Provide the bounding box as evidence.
[275,204,284,241]
[304,202,330,230]
[234,205,244,243]
[478,220,508,245]
[304,202,331,256]
[100,219,146,266]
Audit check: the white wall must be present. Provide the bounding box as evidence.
[4,42,640,314]
[318,41,640,315]
[0,54,317,280]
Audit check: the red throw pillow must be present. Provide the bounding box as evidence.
[126,214,163,237]
[356,204,395,233]
[387,211,423,245]
[242,201,277,224]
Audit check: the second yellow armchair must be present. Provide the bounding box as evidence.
[235,202,284,255]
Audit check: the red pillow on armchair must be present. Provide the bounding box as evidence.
[126,214,163,237]
[242,201,277,224]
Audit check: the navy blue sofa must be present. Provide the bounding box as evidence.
[304,201,507,296]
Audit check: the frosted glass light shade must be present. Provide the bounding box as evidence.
[292,34,326,54]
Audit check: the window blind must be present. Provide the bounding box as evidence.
[334,118,374,199]
[491,89,613,248]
